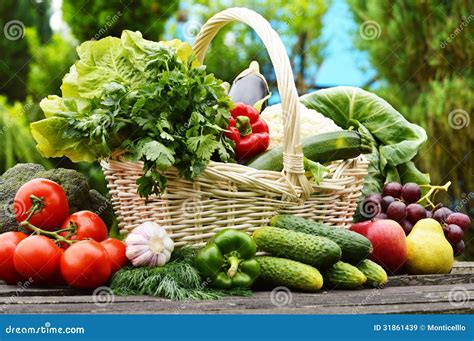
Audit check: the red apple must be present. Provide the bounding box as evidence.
[350,219,407,274]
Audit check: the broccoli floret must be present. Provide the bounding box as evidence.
[36,168,91,213]
[36,169,115,228]
[1,163,45,183]
[0,163,45,233]
[86,189,115,228]
[0,164,116,233]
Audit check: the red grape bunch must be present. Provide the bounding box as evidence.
[361,181,471,256]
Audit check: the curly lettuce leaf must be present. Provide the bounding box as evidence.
[121,31,199,72]
[75,35,143,98]
[30,117,97,163]
[40,95,91,118]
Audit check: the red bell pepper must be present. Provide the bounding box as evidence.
[225,102,270,161]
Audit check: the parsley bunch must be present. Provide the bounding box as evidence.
[32,31,234,197]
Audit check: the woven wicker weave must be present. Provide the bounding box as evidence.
[101,7,369,247]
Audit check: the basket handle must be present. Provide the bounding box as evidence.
[193,7,312,199]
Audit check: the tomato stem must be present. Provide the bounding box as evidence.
[20,221,74,245]
[26,195,45,219]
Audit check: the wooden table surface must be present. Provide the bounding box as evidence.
[0,262,472,314]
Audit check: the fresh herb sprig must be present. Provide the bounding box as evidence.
[110,247,252,300]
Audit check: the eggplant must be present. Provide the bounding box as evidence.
[229,61,270,111]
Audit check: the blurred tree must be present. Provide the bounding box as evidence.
[348,0,473,259]
[62,0,180,41]
[181,0,329,93]
[0,0,52,101]
[24,27,76,121]
[0,96,51,172]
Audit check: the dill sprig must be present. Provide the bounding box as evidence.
[110,247,252,301]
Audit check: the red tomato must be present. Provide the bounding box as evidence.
[59,211,108,247]
[13,235,62,284]
[0,232,28,284]
[101,238,128,273]
[0,231,28,244]
[0,242,24,284]
[14,179,69,231]
[60,240,111,289]
[45,249,68,287]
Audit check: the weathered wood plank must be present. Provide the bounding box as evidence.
[1,299,472,314]
[388,273,474,287]
[451,261,474,274]
[0,287,470,307]
[0,262,472,314]
[0,286,92,297]
[0,284,472,314]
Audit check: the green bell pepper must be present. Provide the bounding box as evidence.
[194,229,260,289]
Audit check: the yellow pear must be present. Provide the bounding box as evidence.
[405,218,453,274]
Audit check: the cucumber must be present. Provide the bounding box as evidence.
[252,226,341,268]
[270,215,373,264]
[256,256,323,292]
[246,130,372,171]
[323,261,367,289]
[357,259,388,288]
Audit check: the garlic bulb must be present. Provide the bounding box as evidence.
[125,222,174,267]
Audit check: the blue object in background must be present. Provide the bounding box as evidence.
[318,0,376,88]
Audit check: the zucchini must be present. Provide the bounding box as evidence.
[323,261,367,289]
[252,226,341,268]
[256,256,323,292]
[270,215,373,264]
[246,130,372,171]
[357,259,388,288]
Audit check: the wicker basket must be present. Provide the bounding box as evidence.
[101,7,369,247]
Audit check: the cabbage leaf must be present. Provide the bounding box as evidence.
[300,86,430,198]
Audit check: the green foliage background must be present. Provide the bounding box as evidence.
[0,0,51,102]
[61,0,179,41]
[186,0,328,93]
